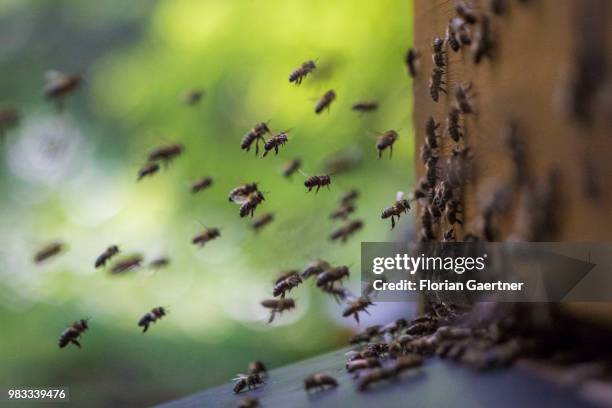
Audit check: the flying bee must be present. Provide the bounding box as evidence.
[182,89,204,105]
[282,159,301,178]
[233,373,264,394]
[381,192,411,229]
[0,108,19,137]
[58,319,89,349]
[138,306,167,333]
[95,245,119,268]
[248,361,267,377]
[304,174,331,192]
[252,213,274,232]
[472,15,494,64]
[273,271,303,298]
[432,37,446,68]
[352,101,378,113]
[289,60,316,85]
[316,265,350,288]
[44,70,81,108]
[446,107,463,142]
[343,295,374,323]
[262,131,290,157]
[191,176,213,193]
[239,191,265,218]
[241,122,271,156]
[228,183,258,203]
[192,227,221,247]
[320,284,349,303]
[149,257,170,269]
[34,241,65,263]
[405,48,420,78]
[329,219,363,243]
[429,67,446,102]
[454,83,475,114]
[137,162,160,181]
[315,90,336,114]
[330,203,355,221]
[148,144,184,164]
[340,189,359,205]
[302,259,331,280]
[446,21,461,52]
[261,298,295,323]
[455,1,478,24]
[346,358,381,373]
[376,130,399,159]
[304,372,338,392]
[237,396,259,408]
[110,255,143,274]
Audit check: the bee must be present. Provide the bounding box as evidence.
[236,396,259,408]
[490,0,507,14]
[455,1,478,24]
[357,367,395,391]
[44,71,81,108]
[443,228,456,242]
[329,219,363,243]
[343,295,374,323]
[316,265,350,288]
[446,107,463,142]
[340,189,359,205]
[229,183,258,203]
[192,227,221,246]
[352,101,378,113]
[381,192,411,229]
[233,373,264,394]
[182,89,204,105]
[239,191,265,218]
[95,245,119,268]
[315,90,336,114]
[138,306,167,333]
[248,361,267,377]
[321,284,349,303]
[446,21,461,52]
[346,358,381,373]
[149,257,170,269]
[191,176,213,193]
[273,271,303,298]
[405,48,420,78]
[330,203,355,221]
[454,83,475,114]
[137,162,160,181]
[472,15,494,64]
[304,174,331,192]
[34,241,65,263]
[110,255,143,274]
[261,298,295,323]
[349,325,382,345]
[282,159,301,178]
[429,67,446,102]
[148,144,184,164]
[376,130,399,159]
[432,37,446,68]
[289,60,316,85]
[241,122,271,156]
[447,201,464,225]
[301,259,331,280]
[252,213,274,232]
[58,319,89,349]
[304,372,338,392]
[0,108,19,137]
[262,131,289,157]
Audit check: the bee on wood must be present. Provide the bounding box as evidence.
[376,130,399,159]
[304,372,338,392]
[472,15,494,64]
[0,108,19,137]
[340,189,359,205]
[44,71,81,108]
[405,48,420,78]
[381,318,408,336]
[191,176,213,193]
[455,1,478,24]
[262,131,289,157]
[330,203,355,221]
[316,265,350,288]
[229,183,258,203]
[182,89,204,105]
[273,271,303,298]
[315,90,336,114]
[429,67,446,102]
[236,396,259,408]
[95,245,119,268]
[304,174,331,192]
[34,241,65,263]
[352,101,378,113]
[447,201,464,225]
[381,192,411,229]
[432,37,446,68]
[289,60,316,85]
[149,257,170,269]
[192,227,221,247]
[233,373,264,394]
[138,306,167,333]
[239,191,265,218]
[446,21,461,52]
[241,122,271,156]
[490,0,507,14]
[343,296,374,323]
[301,259,331,280]
[58,319,89,349]
[446,107,463,142]
[282,159,301,178]
[346,358,381,373]
[110,255,143,274]
[329,219,363,243]
[248,361,267,377]
[252,213,274,232]
[148,144,184,165]
[454,83,475,114]
[137,162,160,181]
[261,298,295,323]
[443,228,456,242]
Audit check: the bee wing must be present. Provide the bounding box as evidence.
[396,191,405,201]
[230,195,250,205]
[45,70,65,81]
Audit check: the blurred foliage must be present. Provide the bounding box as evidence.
[0,0,414,406]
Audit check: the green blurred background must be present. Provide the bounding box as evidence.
[0,0,414,406]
